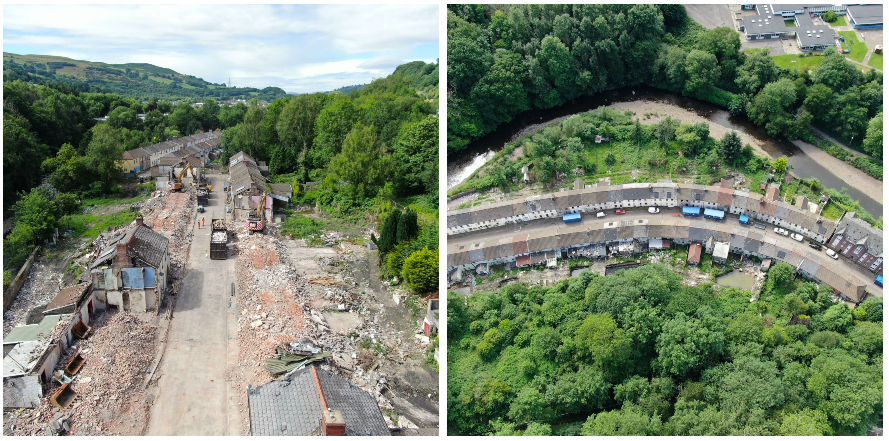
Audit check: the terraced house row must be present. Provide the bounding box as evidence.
[120,131,222,173]
[448,179,836,242]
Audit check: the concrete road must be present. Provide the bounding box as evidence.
[686,4,735,29]
[449,205,881,298]
[147,173,240,435]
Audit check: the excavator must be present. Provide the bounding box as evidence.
[247,192,267,234]
[170,163,196,192]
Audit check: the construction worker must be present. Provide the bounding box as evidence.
[202,217,205,226]
[197,220,201,229]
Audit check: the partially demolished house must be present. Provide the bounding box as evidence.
[4,283,102,409]
[120,131,221,173]
[248,365,390,436]
[227,151,291,221]
[88,216,170,312]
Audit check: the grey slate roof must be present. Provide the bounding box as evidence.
[847,4,883,24]
[248,366,389,436]
[128,225,169,269]
[835,212,883,255]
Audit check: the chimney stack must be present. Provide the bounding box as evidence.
[114,242,130,270]
[321,409,345,436]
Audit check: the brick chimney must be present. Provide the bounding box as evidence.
[135,215,144,227]
[321,409,345,436]
[114,243,130,270]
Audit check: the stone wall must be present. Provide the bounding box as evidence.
[3,246,40,312]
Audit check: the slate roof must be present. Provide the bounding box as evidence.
[847,4,883,24]
[128,225,170,269]
[248,365,389,436]
[269,184,294,199]
[45,283,89,314]
[834,212,883,255]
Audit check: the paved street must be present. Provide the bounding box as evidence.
[147,173,240,435]
[686,4,735,29]
[449,205,882,298]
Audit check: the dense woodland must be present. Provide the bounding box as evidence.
[448,263,883,435]
[3,61,439,287]
[446,4,882,158]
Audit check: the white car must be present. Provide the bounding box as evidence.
[596,211,606,218]
[648,207,660,214]
[774,227,789,236]
[825,248,839,259]
[790,233,804,242]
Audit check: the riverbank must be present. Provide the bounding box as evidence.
[792,140,883,205]
[606,100,774,160]
[607,100,883,207]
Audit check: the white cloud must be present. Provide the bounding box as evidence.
[3,4,439,92]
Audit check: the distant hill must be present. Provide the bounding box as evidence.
[327,83,366,94]
[2,52,288,102]
[392,60,438,99]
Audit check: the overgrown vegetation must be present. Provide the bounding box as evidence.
[448,264,883,435]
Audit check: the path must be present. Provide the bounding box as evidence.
[146,173,239,435]
[810,126,881,163]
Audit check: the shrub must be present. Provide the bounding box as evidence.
[402,248,438,294]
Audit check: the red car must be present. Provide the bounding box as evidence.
[615,208,626,215]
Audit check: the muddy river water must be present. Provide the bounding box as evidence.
[447,86,882,219]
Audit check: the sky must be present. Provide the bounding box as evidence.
[3,4,439,93]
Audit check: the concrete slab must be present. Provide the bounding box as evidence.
[322,311,363,335]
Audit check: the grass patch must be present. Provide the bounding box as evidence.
[280,212,325,245]
[772,54,824,73]
[745,48,770,55]
[785,20,797,27]
[867,52,882,70]
[828,16,847,26]
[839,31,867,62]
[821,200,845,221]
[82,193,150,207]
[66,209,137,240]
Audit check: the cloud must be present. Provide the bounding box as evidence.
[3,4,439,93]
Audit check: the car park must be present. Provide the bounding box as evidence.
[825,249,839,259]
[808,243,822,250]
[790,233,804,242]
[615,208,626,215]
[774,227,789,236]
[648,207,659,214]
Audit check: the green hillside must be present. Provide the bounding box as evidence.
[2,52,287,102]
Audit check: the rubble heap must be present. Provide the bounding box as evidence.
[4,312,159,436]
[2,262,65,336]
[140,190,196,285]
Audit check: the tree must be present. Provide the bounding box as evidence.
[54,192,79,229]
[378,209,401,254]
[807,349,882,433]
[717,131,743,167]
[659,4,687,32]
[747,78,797,132]
[655,116,679,147]
[803,83,835,124]
[4,113,49,209]
[535,156,555,183]
[11,186,60,245]
[684,50,719,95]
[777,409,833,436]
[582,405,661,436]
[86,124,125,192]
[326,124,392,199]
[813,47,863,92]
[774,157,788,173]
[312,97,358,169]
[862,113,882,159]
[821,10,838,22]
[574,313,632,376]
[392,115,438,196]
[821,303,853,333]
[654,310,725,378]
[402,248,438,294]
[735,49,780,95]
[396,209,419,244]
[277,93,328,175]
[764,261,794,295]
[106,106,140,130]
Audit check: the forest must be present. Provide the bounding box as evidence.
[447,263,883,435]
[3,61,439,291]
[446,4,882,159]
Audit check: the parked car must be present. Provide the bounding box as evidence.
[774,227,789,236]
[596,211,606,218]
[790,233,804,242]
[615,208,626,215]
[754,222,767,230]
[648,207,660,214]
[808,242,822,250]
[825,248,839,259]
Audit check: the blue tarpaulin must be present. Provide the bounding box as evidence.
[682,206,701,217]
[876,275,883,287]
[563,213,582,223]
[739,215,749,224]
[704,208,725,220]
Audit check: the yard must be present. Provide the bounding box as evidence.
[839,31,868,62]
[827,16,847,26]
[868,52,882,70]
[785,20,796,27]
[772,54,824,72]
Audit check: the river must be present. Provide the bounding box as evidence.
[447,86,882,219]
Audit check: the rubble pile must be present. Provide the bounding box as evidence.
[2,262,65,336]
[141,190,196,286]
[4,312,159,436]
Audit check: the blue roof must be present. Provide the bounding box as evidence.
[563,213,581,222]
[877,275,883,283]
[704,208,725,218]
[740,215,749,221]
[682,206,701,214]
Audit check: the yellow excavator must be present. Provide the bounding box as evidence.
[247,192,267,234]
[171,163,195,192]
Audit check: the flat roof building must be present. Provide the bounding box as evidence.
[847,5,883,29]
